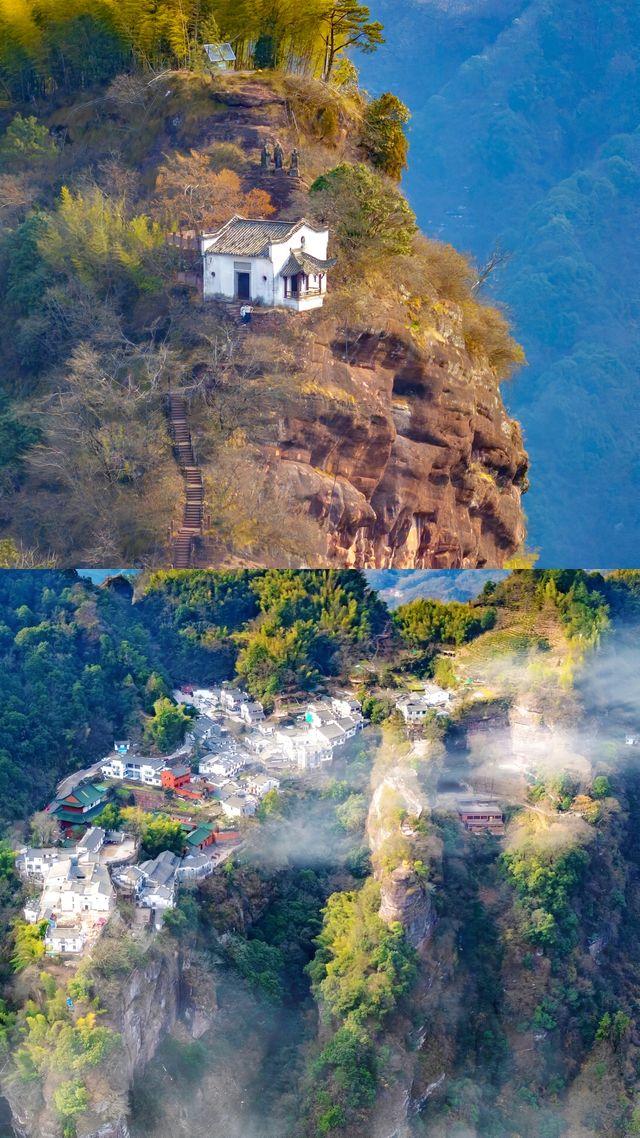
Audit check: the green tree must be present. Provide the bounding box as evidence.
[225,936,285,1002]
[256,788,282,821]
[360,693,393,724]
[591,775,611,799]
[361,93,410,181]
[11,920,47,971]
[94,802,122,830]
[53,1078,90,1133]
[319,1,384,80]
[310,162,417,257]
[143,697,192,752]
[38,186,165,297]
[394,597,496,648]
[335,793,367,832]
[140,815,184,857]
[0,113,55,162]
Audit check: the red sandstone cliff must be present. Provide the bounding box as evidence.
[259,307,527,568]
[174,73,528,569]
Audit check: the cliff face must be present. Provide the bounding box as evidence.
[265,311,527,569]
[367,740,438,949]
[4,941,215,1138]
[378,864,436,948]
[180,73,528,569]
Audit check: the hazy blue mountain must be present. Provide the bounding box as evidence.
[365,569,507,607]
[362,0,640,566]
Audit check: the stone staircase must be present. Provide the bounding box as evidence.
[167,393,205,568]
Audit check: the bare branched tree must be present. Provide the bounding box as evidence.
[472,242,512,293]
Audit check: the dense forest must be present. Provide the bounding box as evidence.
[2,569,640,1138]
[0,0,384,94]
[363,0,640,567]
[0,567,633,830]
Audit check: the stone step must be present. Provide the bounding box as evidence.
[167,388,207,568]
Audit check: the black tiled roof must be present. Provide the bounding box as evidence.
[202,216,325,257]
[280,249,336,277]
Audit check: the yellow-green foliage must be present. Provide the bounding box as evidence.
[11,919,46,971]
[307,877,416,1030]
[461,298,526,379]
[399,239,524,379]
[12,975,119,1085]
[0,0,384,94]
[433,655,456,689]
[53,1078,90,1133]
[38,186,165,293]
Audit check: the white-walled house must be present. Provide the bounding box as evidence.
[309,722,347,751]
[102,754,167,785]
[16,847,60,880]
[240,700,265,725]
[275,726,331,770]
[45,925,86,955]
[137,850,180,910]
[220,793,257,819]
[331,695,362,718]
[220,687,249,712]
[176,853,215,882]
[139,759,166,787]
[23,899,41,923]
[77,827,106,856]
[246,774,280,798]
[102,756,127,780]
[200,752,248,778]
[38,855,114,919]
[423,683,452,708]
[201,217,335,312]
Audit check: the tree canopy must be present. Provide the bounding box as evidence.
[0,0,384,97]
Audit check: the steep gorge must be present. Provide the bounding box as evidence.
[2,928,217,1138]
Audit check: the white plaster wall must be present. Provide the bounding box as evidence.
[202,223,330,305]
[269,223,330,273]
[203,252,274,301]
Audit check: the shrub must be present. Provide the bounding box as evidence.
[591,776,611,799]
[360,92,410,180]
[309,163,417,258]
[53,1079,89,1132]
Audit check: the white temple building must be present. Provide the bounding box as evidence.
[200,216,336,311]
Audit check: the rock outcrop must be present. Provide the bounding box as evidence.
[265,315,527,568]
[178,72,528,569]
[379,864,436,948]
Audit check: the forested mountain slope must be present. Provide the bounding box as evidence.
[363,0,640,566]
[3,571,640,1138]
[366,567,507,605]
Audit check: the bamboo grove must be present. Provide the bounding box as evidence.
[0,0,384,100]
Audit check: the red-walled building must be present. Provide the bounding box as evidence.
[161,764,191,792]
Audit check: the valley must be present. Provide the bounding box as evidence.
[0,570,639,1137]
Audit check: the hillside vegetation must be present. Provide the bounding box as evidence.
[2,570,640,1137]
[0,0,524,567]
